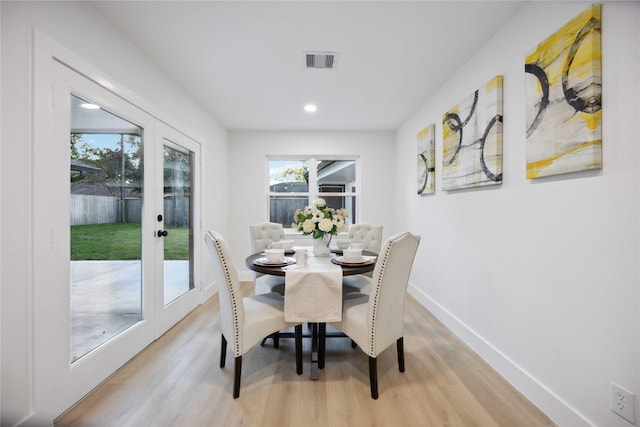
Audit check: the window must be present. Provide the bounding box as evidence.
[268,157,358,228]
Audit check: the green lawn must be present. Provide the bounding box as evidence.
[71,223,190,260]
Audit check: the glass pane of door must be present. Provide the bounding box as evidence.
[69,95,143,363]
[163,140,193,305]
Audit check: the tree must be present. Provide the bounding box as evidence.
[281,165,308,182]
[70,133,142,196]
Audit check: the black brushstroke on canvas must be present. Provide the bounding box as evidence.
[524,63,549,138]
[526,14,601,139]
[479,115,503,182]
[443,90,479,167]
[562,16,602,114]
[417,153,428,194]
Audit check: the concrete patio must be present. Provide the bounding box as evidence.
[70,260,189,362]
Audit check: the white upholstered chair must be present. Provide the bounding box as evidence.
[250,222,286,295]
[342,222,384,294]
[249,222,285,253]
[330,231,420,399]
[204,230,302,398]
[348,222,383,253]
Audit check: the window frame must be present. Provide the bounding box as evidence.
[266,156,360,232]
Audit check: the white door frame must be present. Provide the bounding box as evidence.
[32,29,203,424]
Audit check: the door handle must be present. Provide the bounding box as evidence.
[157,229,169,237]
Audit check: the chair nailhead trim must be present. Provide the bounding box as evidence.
[368,232,409,357]
[213,235,241,356]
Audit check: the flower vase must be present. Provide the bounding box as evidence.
[313,235,331,257]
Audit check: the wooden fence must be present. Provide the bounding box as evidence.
[70,195,119,225]
[269,196,307,227]
[269,196,353,228]
[70,194,190,226]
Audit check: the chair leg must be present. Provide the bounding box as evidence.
[369,356,379,399]
[261,332,281,347]
[233,355,242,398]
[397,337,405,372]
[220,334,227,368]
[295,324,303,375]
[318,323,326,369]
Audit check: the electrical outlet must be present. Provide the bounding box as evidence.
[612,382,636,424]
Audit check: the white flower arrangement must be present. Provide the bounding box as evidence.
[292,198,349,240]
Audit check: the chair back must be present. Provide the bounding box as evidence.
[367,232,420,356]
[348,223,383,253]
[250,222,285,253]
[204,230,244,356]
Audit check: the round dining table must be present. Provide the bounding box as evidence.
[245,249,377,276]
[245,248,377,380]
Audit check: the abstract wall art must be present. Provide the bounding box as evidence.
[442,75,503,191]
[417,123,435,195]
[525,4,602,179]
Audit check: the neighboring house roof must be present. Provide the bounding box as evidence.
[70,160,102,182]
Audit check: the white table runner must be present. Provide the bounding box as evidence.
[284,252,343,322]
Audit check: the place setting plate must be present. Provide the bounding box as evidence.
[263,249,294,255]
[254,257,296,267]
[331,256,376,266]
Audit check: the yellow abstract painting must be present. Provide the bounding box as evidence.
[525,4,602,179]
[417,124,435,195]
[442,75,503,190]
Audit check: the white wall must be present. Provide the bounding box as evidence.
[396,2,640,426]
[1,2,227,425]
[228,131,395,280]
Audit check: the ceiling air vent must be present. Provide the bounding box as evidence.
[305,52,338,69]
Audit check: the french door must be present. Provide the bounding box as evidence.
[33,62,201,422]
[155,123,201,336]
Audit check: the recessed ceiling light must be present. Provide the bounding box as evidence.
[304,104,317,113]
[80,103,100,110]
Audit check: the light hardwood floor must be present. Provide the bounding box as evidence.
[56,283,555,427]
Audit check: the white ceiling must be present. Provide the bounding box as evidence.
[91,1,526,131]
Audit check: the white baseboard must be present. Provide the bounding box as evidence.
[202,281,217,301]
[406,282,592,427]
